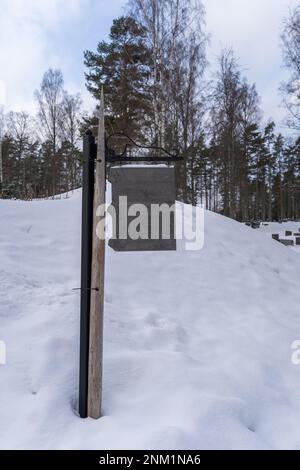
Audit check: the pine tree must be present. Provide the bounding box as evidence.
[84,16,152,141]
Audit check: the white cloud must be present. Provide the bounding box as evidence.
[204,0,300,131]
[0,0,83,113]
[0,0,125,115]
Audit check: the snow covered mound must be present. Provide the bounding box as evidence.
[1,191,300,450]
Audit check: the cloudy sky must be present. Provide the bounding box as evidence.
[0,0,299,133]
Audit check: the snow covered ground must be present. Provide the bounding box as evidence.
[1,191,300,450]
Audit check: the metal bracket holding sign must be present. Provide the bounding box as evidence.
[105,133,183,163]
[79,98,183,419]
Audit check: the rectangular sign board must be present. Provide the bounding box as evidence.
[108,166,176,252]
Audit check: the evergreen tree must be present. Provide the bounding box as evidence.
[84,16,152,141]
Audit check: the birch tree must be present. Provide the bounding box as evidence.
[130,0,207,201]
[35,69,64,196]
[281,5,300,129]
[60,92,82,191]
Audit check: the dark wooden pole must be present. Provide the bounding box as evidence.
[79,130,95,418]
[88,90,106,419]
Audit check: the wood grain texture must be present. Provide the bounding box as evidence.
[88,90,106,419]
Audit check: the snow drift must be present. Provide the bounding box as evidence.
[1,191,300,450]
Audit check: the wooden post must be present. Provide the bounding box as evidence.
[88,90,106,419]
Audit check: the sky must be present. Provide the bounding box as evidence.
[0,0,299,134]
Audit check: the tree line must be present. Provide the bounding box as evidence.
[1,0,300,222]
[0,70,82,199]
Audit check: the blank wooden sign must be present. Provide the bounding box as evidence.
[108,166,176,252]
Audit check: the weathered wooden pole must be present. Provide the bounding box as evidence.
[88,90,106,419]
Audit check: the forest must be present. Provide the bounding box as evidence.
[0,0,300,222]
